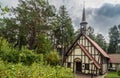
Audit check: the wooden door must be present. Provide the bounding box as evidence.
[76,62,82,72]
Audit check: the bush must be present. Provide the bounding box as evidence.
[0,38,43,65]
[0,60,75,78]
[0,38,75,78]
[46,50,61,66]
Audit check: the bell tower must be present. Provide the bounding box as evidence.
[80,2,88,35]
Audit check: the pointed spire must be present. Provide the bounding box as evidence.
[82,1,86,21]
[80,1,88,35]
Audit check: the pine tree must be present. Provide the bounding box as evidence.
[52,5,75,51]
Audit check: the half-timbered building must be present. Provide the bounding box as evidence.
[63,5,110,75]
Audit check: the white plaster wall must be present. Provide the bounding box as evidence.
[102,64,107,74]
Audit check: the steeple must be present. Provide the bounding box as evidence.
[82,4,86,21]
[80,1,88,35]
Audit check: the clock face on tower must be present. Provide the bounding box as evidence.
[81,26,84,28]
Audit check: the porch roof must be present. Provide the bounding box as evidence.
[108,54,120,63]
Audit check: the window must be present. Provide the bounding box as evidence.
[110,63,112,67]
[85,64,89,70]
[67,62,71,68]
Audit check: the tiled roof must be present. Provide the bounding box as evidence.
[108,54,120,63]
[79,44,101,69]
[84,35,109,58]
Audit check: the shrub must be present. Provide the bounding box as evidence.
[46,50,61,66]
[0,38,43,65]
[0,60,75,78]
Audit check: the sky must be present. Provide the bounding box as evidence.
[1,0,120,42]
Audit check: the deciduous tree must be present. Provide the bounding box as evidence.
[108,25,120,53]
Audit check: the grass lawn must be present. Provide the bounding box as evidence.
[105,71,120,78]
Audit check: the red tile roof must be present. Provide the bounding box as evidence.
[84,35,109,58]
[79,44,101,69]
[108,54,120,63]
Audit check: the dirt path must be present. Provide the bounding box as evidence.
[76,74,96,78]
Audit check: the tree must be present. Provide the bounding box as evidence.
[95,34,107,51]
[2,0,55,50]
[88,26,107,51]
[35,34,52,54]
[52,5,75,51]
[88,26,96,41]
[108,25,120,54]
[0,5,9,37]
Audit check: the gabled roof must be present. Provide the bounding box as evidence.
[108,54,120,63]
[79,44,101,69]
[64,33,109,58]
[65,33,82,56]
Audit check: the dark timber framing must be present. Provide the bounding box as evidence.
[63,33,109,75]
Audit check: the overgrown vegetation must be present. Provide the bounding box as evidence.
[46,50,61,66]
[0,37,42,65]
[0,0,75,77]
[0,60,74,78]
[0,37,75,78]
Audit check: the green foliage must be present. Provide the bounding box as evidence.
[46,50,60,66]
[108,25,120,53]
[118,68,120,76]
[0,5,9,15]
[1,0,56,50]
[35,35,52,54]
[88,26,96,41]
[0,37,43,65]
[0,37,74,77]
[1,18,19,43]
[95,34,108,51]
[88,26,108,51]
[52,5,75,50]
[104,72,120,78]
[0,60,74,78]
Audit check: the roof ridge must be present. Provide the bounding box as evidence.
[79,44,101,69]
[83,35,109,58]
[65,33,82,56]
